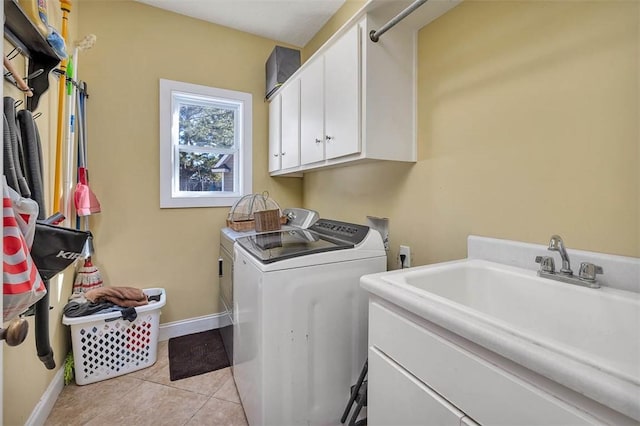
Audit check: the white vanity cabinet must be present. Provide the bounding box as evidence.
[367,299,628,426]
[269,8,417,176]
[269,79,301,173]
[368,348,466,426]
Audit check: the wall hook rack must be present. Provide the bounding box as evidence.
[6,46,23,60]
[52,68,65,78]
[25,68,44,80]
[4,0,63,110]
[3,56,33,96]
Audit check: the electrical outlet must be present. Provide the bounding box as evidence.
[399,245,411,268]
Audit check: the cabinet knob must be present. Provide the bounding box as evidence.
[273,153,279,157]
[281,152,286,156]
[325,135,334,142]
[315,138,322,144]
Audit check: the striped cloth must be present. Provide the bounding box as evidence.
[3,177,46,321]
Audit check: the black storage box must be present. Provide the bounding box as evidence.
[265,46,301,100]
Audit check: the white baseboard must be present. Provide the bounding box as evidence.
[158,312,231,341]
[25,366,65,426]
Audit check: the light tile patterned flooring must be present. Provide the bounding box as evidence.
[45,341,248,426]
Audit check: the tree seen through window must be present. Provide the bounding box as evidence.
[178,103,236,192]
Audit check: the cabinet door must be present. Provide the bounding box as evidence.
[268,94,281,172]
[368,348,465,426]
[280,79,300,170]
[370,302,600,425]
[300,57,325,165]
[324,24,360,160]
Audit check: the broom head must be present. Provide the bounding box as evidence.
[74,168,101,216]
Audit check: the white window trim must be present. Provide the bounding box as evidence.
[159,79,252,208]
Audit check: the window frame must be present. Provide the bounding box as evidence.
[159,79,252,208]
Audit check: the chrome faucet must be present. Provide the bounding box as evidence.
[547,235,572,275]
[535,235,603,289]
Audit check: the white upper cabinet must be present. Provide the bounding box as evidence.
[300,57,325,165]
[324,25,361,161]
[269,79,301,172]
[300,25,360,166]
[269,2,432,176]
[280,79,301,170]
[268,94,281,173]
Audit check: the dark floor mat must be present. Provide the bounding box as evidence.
[168,329,230,381]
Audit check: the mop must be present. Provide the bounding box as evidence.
[72,81,102,297]
[72,254,102,296]
[73,81,101,217]
[64,36,103,297]
[62,34,97,227]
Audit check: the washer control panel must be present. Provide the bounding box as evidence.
[310,219,370,245]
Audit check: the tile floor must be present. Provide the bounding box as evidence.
[45,341,248,426]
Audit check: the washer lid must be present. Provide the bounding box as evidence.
[236,228,353,264]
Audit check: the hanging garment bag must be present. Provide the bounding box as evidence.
[2,177,46,322]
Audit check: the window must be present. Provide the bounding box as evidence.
[160,79,252,208]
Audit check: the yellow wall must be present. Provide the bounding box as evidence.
[76,1,302,324]
[303,0,639,265]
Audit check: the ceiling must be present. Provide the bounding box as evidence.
[136,0,348,47]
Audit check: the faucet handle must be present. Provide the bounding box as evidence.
[578,262,603,283]
[535,255,555,273]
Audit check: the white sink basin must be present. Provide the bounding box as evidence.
[361,259,640,419]
[392,260,640,383]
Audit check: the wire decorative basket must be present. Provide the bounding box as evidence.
[254,209,281,232]
[226,192,284,232]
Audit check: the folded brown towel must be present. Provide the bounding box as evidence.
[84,286,148,308]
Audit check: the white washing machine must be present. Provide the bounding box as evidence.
[233,219,387,426]
[218,209,319,363]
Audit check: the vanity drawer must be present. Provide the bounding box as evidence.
[369,300,599,425]
[368,347,465,426]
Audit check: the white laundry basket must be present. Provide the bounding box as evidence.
[62,288,166,385]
